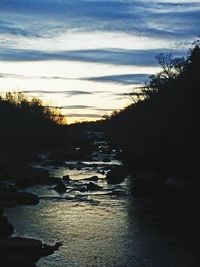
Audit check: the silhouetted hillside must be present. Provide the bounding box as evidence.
[105,41,200,180]
[0,92,67,161]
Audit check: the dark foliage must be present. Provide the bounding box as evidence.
[0,92,67,161]
[104,41,200,180]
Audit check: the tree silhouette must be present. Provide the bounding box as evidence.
[104,41,200,179]
[0,92,67,161]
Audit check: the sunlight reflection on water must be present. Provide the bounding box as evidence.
[5,188,200,267]
[4,160,200,266]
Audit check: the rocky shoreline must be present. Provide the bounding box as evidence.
[0,163,63,267]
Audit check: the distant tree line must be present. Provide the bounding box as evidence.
[0,92,67,161]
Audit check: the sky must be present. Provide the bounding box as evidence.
[0,0,199,123]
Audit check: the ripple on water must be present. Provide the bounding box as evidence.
[5,157,200,267]
[5,190,200,267]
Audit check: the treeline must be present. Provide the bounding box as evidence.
[0,92,67,161]
[104,41,200,180]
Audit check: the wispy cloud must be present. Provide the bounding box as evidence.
[0,70,153,86]
[0,48,186,66]
[0,0,199,39]
[61,105,94,110]
[67,113,103,118]
[83,73,150,85]
[0,72,73,80]
[60,105,116,112]
[22,90,92,96]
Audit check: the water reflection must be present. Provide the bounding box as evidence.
[4,148,200,266]
[5,195,131,266]
[5,186,200,267]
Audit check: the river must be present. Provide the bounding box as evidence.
[4,141,200,267]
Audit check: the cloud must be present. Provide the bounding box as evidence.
[0,72,73,80]
[93,108,116,112]
[84,73,150,85]
[0,73,23,79]
[67,113,103,118]
[0,21,32,37]
[0,48,186,66]
[60,105,116,112]
[0,0,197,58]
[0,0,199,41]
[0,72,150,85]
[0,0,198,68]
[61,105,94,110]
[22,90,92,96]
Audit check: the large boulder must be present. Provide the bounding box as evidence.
[54,180,66,193]
[86,182,102,191]
[106,166,126,184]
[0,237,62,267]
[81,176,98,182]
[0,192,39,207]
[15,192,39,205]
[62,175,71,183]
[0,208,14,238]
[0,216,14,238]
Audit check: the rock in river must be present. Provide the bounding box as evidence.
[54,180,66,193]
[15,192,40,205]
[62,175,71,182]
[0,237,62,267]
[106,166,125,184]
[0,208,14,238]
[86,182,102,191]
[0,192,39,207]
[81,176,98,182]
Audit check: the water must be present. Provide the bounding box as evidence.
[4,148,200,267]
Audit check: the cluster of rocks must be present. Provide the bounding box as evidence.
[0,162,63,267]
[0,154,127,266]
[53,166,127,195]
[53,175,102,194]
[0,137,128,266]
[0,204,62,267]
